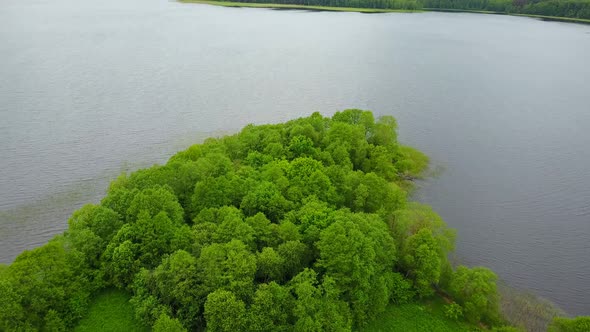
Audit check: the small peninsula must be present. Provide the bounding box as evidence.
[1,110,587,332]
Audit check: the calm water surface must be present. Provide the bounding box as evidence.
[1,0,589,315]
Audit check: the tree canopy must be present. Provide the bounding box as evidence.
[0,110,535,331]
[197,0,590,20]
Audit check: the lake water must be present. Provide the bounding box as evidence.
[1,0,589,316]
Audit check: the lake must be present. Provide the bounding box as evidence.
[1,0,589,316]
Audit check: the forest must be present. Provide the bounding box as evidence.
[193,0,590,20]
[0,110,588,331]
[422,0,590,20]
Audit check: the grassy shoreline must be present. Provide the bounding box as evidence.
[424,8,590,24]
[180,0,420,13]
[181,0,590,24]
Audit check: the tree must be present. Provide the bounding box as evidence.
[323,121,368,170]
[391,203,455,256]
[286,158,336,203]
[198,240,257,301]
[402,228,441,297]
[241,181,293,222]
[256,247,285,282]
[44,309,66,332]
[316,212,396,325]
[277,241,308,280]
[204,290,248,332]
[290,269,352,332]
[370,115,398,147]
[67,204,122,244]
[289,135,318,159]
[2,238,92,330]
[212,209,255,249]
[0,278,25,331]
[245,213,273,250]
[393,203,455,295]
[191,177,233,216]
[449,266,500,324]
[126,186,184,224]
[103,210,187,286]
[248,282,294,332]
[153,313,187,332]
[152,250,202,328]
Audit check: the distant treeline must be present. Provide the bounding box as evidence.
[210,0,590,19]
[213,0,422,10]
[423,0,590,20]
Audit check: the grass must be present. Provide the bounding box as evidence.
[180,0,420,13]
[75,289,149,332]
[75,290,484,331]
[360,297,478,332]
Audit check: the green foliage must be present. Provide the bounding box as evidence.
[548,316,590,332]
[392,203,455,297]
[389,272,415,304]
[396,145,429,178]
[153,313,187,332]
[422,0,590,20]
[192,0,590,21]
[130,250,201,329]
[103,210,188,287]
[3,110,515,331]
[277,240,309,280]
[449,266,500,324]
[204,290,248,332]
[74,289,148,332]
[403,228,442,297]
[360,299,475,332]
[248,282,295,331]
[291,269,352,331]
[444,302,463,321]
[1,237,93,330]
[316,211,397,325]
[0,277,25,331]
[241,181,293,222]
[198,240,257,301]
[126,186,184,224]
[256,247,285,282]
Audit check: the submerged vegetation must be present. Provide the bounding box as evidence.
[0,110,584,331]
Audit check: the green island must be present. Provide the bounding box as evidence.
[181,0,590,24]
[1,110,588,332]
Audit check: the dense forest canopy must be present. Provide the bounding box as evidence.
[422,0,590,19]
[197,0,590,20]
[0,110,585,331]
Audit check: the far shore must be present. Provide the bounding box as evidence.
[180,0,590,24]
[179,0,420,13]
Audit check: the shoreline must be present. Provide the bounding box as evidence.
[180,0,590,24]
[179,0,421,13]
[424,8,590,24]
